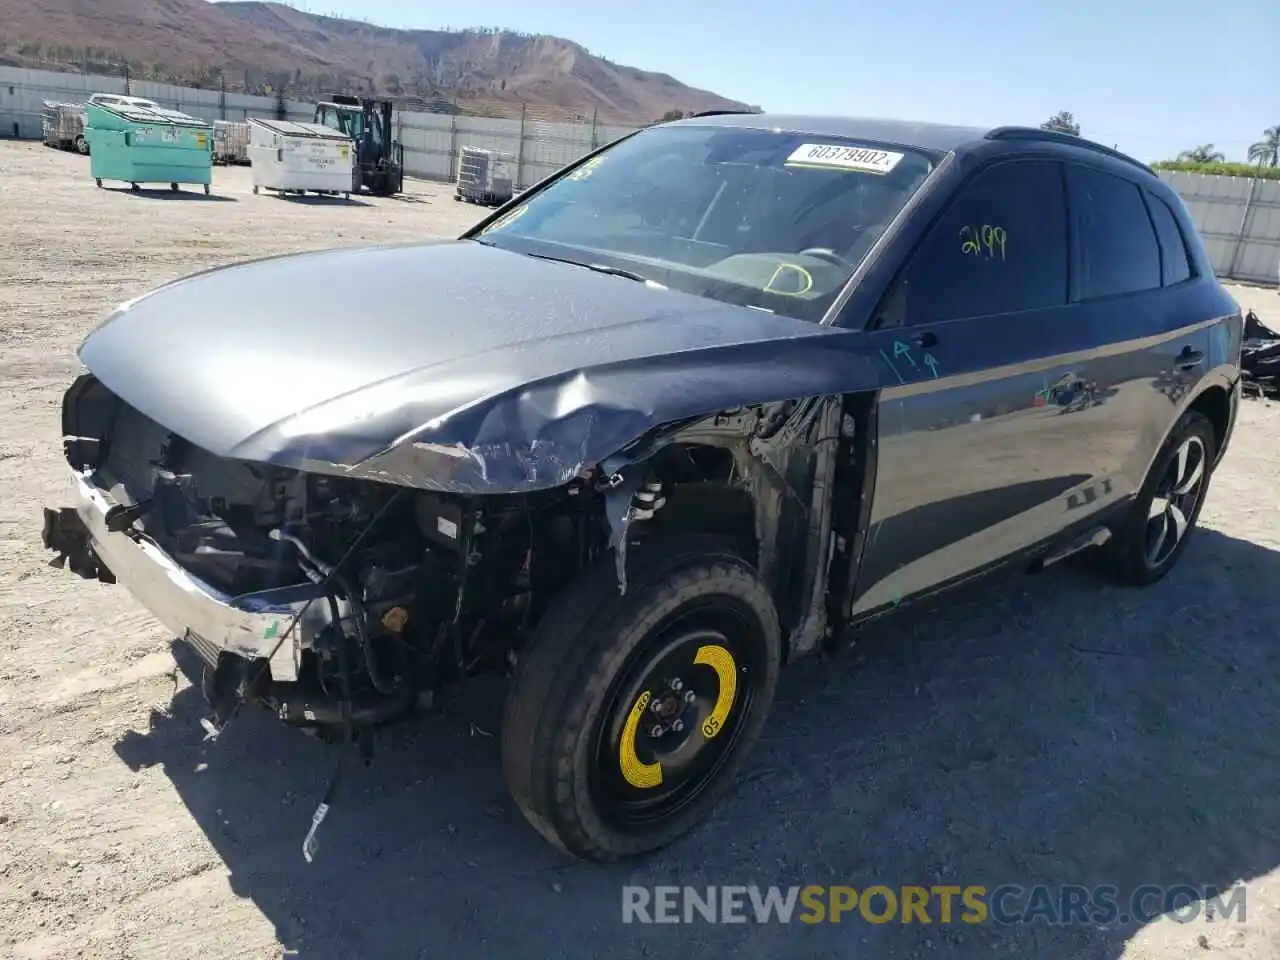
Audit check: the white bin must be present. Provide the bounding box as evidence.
[248,118,355,197]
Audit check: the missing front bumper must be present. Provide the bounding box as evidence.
[43,467,347,683]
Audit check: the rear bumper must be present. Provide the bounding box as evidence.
[43,467,340,682]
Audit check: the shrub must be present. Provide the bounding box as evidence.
[1152,160,1280,181]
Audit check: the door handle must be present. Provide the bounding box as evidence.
[1175,347,1205,371]
[910,331,938,349]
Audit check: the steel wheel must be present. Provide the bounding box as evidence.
[591,598,766,831]
[1144,434,1207,569]
[501,537,781,861]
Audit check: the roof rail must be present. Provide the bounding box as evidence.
[985,126,1153,174]
[688,109,761,118]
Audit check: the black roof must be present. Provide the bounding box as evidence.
[668,112,1151,173]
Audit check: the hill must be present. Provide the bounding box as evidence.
[0,0,756,122]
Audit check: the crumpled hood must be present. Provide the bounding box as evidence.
[80,240,871,492]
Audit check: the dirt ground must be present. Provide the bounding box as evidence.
[1,138,1279,960]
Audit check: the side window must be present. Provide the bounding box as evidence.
[890,160,1068,324]
[1144,191,1193,286]
[1067,165,1162,299]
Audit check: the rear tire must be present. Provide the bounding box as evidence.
[501,537,781,861]
[1097,410,1215,586]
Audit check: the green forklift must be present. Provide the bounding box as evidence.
[313,95,405,196]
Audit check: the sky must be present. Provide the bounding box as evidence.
[263,0,1277,164]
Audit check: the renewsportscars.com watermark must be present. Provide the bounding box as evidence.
[621,884,1247,925]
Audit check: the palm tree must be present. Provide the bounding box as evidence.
[1177,144,1225,163]
[1247,126,1280,168]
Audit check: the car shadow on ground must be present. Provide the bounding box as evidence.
[112,527,1280,960]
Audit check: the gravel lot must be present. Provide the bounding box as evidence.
[1,138,1279,960]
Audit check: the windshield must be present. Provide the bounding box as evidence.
[473,124,937,321]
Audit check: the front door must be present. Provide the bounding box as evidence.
[849,157,1116,615]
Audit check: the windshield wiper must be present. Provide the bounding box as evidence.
[586,263,656,283]
[524,252,659,285]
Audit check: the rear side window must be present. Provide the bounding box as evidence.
[1067,165,1162,299]
[1144,192,1193,286]
[893,159,1069,323]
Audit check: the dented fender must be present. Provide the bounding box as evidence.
[252,336,884,494]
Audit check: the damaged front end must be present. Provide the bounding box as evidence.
[47,374,599,735]
[45,372,836,742]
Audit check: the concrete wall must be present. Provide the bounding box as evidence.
[1158,170,1280,286]
[0,65,640,189]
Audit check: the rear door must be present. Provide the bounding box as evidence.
[1061,163,1209,494]
[850,158,1116,615]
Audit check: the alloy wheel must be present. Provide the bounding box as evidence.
[1144,435,1207,569]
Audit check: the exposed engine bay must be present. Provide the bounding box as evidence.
[46,375,837,743]
[76,395,630,730]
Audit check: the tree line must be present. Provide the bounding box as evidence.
[1040,111,1280,180]
[1162,126,1280,179]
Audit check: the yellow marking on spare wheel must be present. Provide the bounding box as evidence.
[619,690,664,789]
[694,644,738,740]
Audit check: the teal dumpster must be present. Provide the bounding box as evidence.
[85,103,214,194]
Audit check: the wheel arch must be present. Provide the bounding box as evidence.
[646,444,759,556]
[613,397,861,664]
[637,437,794,656]
[1184,381,1233,466]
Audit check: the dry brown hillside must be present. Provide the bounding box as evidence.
[0,0,756,122]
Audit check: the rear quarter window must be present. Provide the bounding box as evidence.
[1066,165,1162,299]
[1144,191,1194,286]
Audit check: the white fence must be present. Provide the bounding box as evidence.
[1158,171,1280,286]
[400,110,636,187]
[0,65,639,189]
[0,66,315,131]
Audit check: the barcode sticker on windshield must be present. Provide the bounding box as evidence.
[785,143,904,174]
